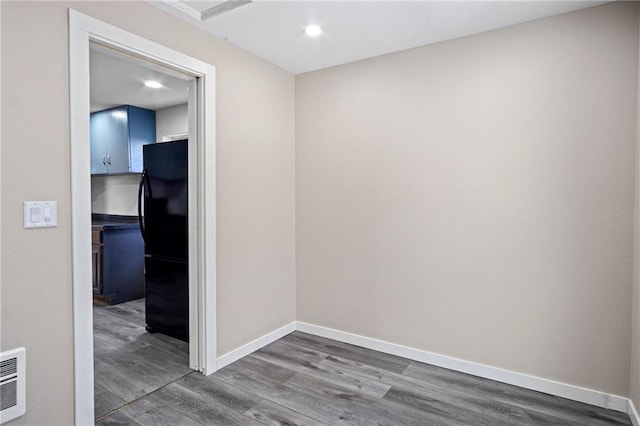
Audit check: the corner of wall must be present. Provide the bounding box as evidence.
[631,2,640,413]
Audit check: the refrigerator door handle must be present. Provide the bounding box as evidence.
[138,168,149,244]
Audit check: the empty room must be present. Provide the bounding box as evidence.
[1,1,640,425]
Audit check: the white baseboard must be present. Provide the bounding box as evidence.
[629,399,640,426]
[216,321,296,370]
[296,321,629,413]
[214,320,632,416]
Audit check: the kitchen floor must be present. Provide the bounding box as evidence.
[95,307,631,426]
[93,299,191,421]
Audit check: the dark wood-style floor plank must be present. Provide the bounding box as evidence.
[147,381,264,426]
[318,353,535,426]
[94,356,161,402]
[284,369,468,426]
[213,357,345,424]
[95,410,142,426]
[94,300,191,421]
[94,383,128,419]
[177,371,262,413]
[96,307,632,426]
[116,396,202,426]
[243,398,330,426]
[282,332,411,374]
[249,340,391,399]
[100,298,146,325]
[403,361,632,426]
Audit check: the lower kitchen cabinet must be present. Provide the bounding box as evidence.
[93,224,144,305]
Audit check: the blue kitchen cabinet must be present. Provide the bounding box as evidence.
[90,105,156,174]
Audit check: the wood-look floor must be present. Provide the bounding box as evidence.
[93,299,191,420]
[95,300,631,426]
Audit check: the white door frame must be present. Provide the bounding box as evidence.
[69,10,217,425]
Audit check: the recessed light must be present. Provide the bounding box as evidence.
[144,80,163,89]
[304,25,322,37]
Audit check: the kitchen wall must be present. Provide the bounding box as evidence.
[91,174,139,216]
[156,103,188,141]
[296,1,638,398]
[1,2,295,425]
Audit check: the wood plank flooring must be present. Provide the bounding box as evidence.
[95,301,632,425]
[93,299,191,420]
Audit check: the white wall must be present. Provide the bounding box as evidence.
[156,103,188,141]
[296,2,638,397]
[0,2,295,424]
[91,174,139,216]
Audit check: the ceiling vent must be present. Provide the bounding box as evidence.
[201,0,252,21]
[158,1,253,22]
[0,348,25,424]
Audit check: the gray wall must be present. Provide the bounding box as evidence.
[156,103,188,141]
[296,2,638,397]
[633,11,640,414]
[0,1,296,424]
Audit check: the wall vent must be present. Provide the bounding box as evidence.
[0,348,25,424]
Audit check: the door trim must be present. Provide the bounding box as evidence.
[69,10,217,425]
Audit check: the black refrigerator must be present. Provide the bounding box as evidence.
[138,140,189,342]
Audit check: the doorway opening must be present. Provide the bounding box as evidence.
[89,43,193,421]
[70,10,217,425]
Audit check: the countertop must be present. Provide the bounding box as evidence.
[92,214,140,231]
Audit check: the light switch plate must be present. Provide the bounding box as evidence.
[23,201,57,228]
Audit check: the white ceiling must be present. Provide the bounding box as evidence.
[151,0,606,75]
[90,45,189,112]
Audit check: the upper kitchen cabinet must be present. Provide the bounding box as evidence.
[91,105,156,174]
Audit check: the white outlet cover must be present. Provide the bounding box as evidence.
[23,201,57,229]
